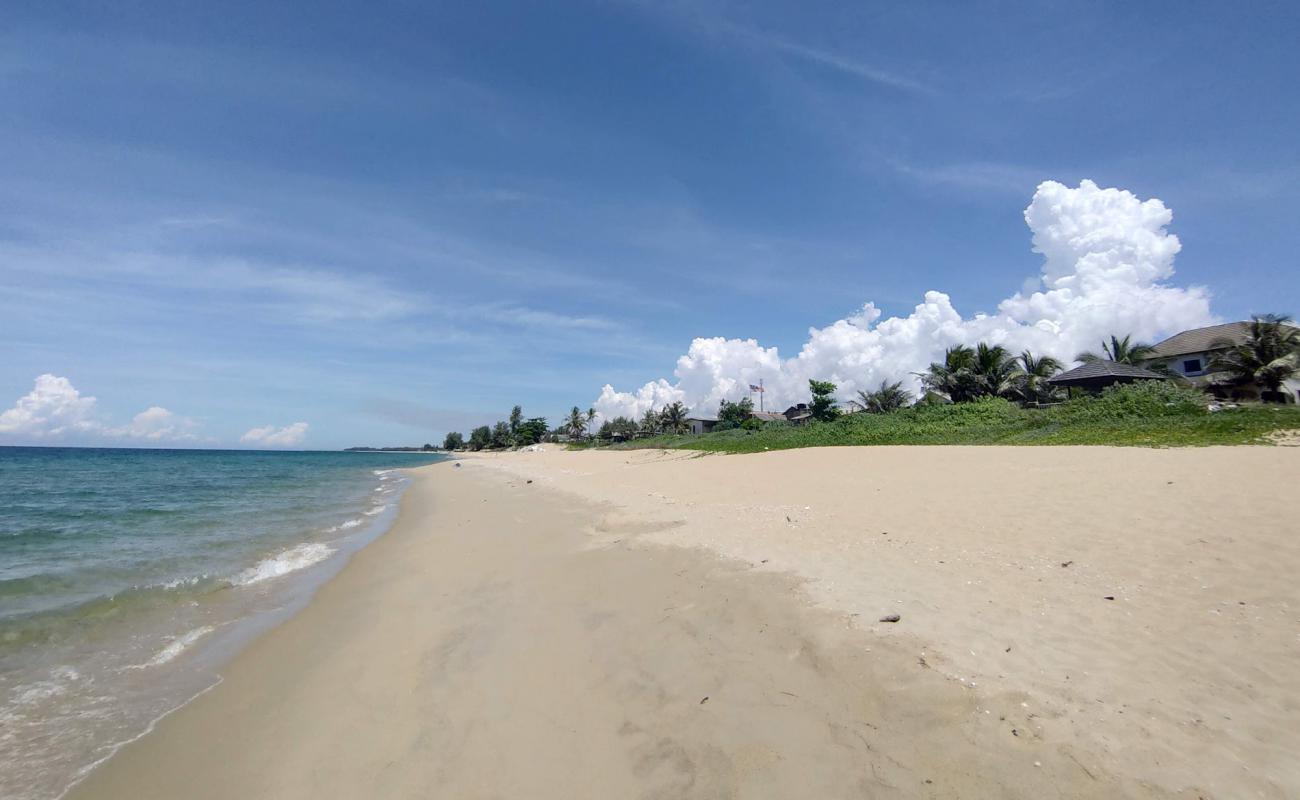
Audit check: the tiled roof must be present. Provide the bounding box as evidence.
[1149,322,1252,358]
[1047,360,1167,384]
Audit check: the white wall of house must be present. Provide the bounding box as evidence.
[1156,350,1300,402]
[1163,351,1214,379]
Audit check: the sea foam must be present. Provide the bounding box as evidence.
[230,543,335,587]
[129,626,214,669]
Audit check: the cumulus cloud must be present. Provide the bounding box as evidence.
[240,422,309,448]
[113,406,200,441]
[0,374,202,442]
[0,374,100,436]
[594,180,1216,420]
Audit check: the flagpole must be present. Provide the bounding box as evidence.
[759,378,764,412]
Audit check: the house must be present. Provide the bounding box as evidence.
[1147,321,1300,403]
[1045,361,1168,394]
[750,411,786,423]
[684,415,717,435]
[782,403,813,425]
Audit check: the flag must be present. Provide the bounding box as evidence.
[749,384,765,392]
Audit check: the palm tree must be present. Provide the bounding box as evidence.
[1076,334,1158,365]
[659,402,688,434]
[1009,350,1064,405]
[918,345,980,403]
[971,343,1017,398]
[586,407,597,428]
[1208,314,1300,399]
[638,407,660,435]
[851,380,912,413]
[566,406,587,439]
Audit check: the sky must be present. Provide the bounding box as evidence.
[2,1,1298,448]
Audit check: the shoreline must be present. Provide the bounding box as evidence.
[16,463,430,800]
[67,446,1300,798]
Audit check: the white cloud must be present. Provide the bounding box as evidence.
[112,406,200,441]
[732,26,934,94]
[240,422,309,448]
[649,8,933,95]
[471,304,619,331]
[594,179,1216,420]
[0,374,203,443]
[0,374,100,436]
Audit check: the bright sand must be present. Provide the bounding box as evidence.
[68,445,1299,799]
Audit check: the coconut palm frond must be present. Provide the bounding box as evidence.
[1208,315,1300,394]
[853,380,912,414]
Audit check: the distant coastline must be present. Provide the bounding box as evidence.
[343,445,441,452]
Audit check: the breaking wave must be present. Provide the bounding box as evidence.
[229,543,336,587]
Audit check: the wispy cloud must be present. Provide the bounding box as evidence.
[889,159,1054,194]
[725,25,936,95]
[630,4,935,96]
[469,304,620,331]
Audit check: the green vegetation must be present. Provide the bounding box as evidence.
[565,406,587,440]
[595,415,638,441]
[807,379,840,421]
[717,397,754,429]
[467,425,491,451]
[919,343,1068,403]
[514,416,548,445]
[446,410,548,452]
[659,401,688,434]
[539,321,1299,454]
[613,382,1300,453]
[850,380,912,414]
[1209,314,1300,400]
[490,421,513,449]
[1009,351,1064,405]
[1076,334,1159,365]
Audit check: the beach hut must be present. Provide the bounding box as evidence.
[685,415,718,435]
[1046,361,1167,394]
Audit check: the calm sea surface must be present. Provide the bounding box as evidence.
[0,447,445,800]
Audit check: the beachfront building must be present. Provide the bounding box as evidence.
[1147,322,1300,403]
[782,403,813,425]
[1045,361,1167,395]
[685,415,718,435]
[750,411,787,423]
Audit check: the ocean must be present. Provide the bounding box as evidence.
[0,446,446,800]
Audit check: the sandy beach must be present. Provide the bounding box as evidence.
[69,445,1300,799]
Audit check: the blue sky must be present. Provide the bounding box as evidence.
[2,1,1297,448]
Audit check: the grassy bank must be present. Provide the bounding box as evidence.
[609,384,1300,453]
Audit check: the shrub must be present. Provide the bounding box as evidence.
[1059,381,1206,420]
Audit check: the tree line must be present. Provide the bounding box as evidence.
[443,316,1297,450]
[443,405,549,452]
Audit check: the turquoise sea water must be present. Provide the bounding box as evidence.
[0,447,445,800]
